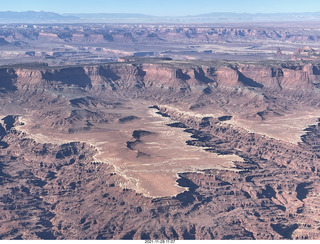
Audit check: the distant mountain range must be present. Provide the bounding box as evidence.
[0,11,78,23]
[1,11,320,23]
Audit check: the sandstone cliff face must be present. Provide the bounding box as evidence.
[38,32,62,42]
[280,64,314,89]
[1,62,318,93]
[1,98,320,240]
[4,26,320,44]
[111,33,135,43]
[2,59,320,240]
[238,64,315,90]
[238,65,280,88]
[14,69,43,88]
[214,67,240,87]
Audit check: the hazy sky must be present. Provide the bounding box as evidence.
[1,0,320,16]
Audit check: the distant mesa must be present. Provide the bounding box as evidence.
[294,46,315,56]
[273,46,320,61]
[292,46,320,60]
[118,56,172,62]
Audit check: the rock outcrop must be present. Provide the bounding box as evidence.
[1,61,319,92]
[1,59,320,240]
[2,25,320,44]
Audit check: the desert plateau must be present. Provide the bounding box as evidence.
[1,7,320,241]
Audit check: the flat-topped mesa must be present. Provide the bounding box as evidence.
[3,25,320,44]
[280,64,315,89]
[0,61,319,92]
[237,64,315,90]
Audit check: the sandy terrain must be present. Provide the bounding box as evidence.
[228,108,320,144]
[16,100,242,197]
[2,57,320,239]
[12,99,320,197]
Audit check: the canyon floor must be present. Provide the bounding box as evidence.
[1,23,320,240]
[12,100,244,198]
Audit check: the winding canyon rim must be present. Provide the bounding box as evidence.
[12,100,244,197]
[2,18,320,240]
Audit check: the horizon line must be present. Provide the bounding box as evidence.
[1,10,320,17]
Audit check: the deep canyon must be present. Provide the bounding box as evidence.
[1,58,320,239]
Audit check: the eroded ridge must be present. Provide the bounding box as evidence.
[1,107,320,240]
[13,102,243,198]
[1,58,320,240]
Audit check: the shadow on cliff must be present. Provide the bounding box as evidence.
[237,71,264,88]
[42,67,92,88]
[194,68,216,84]
[174,174,199,206]
[99,66,121,81]
[0,68,18,92]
